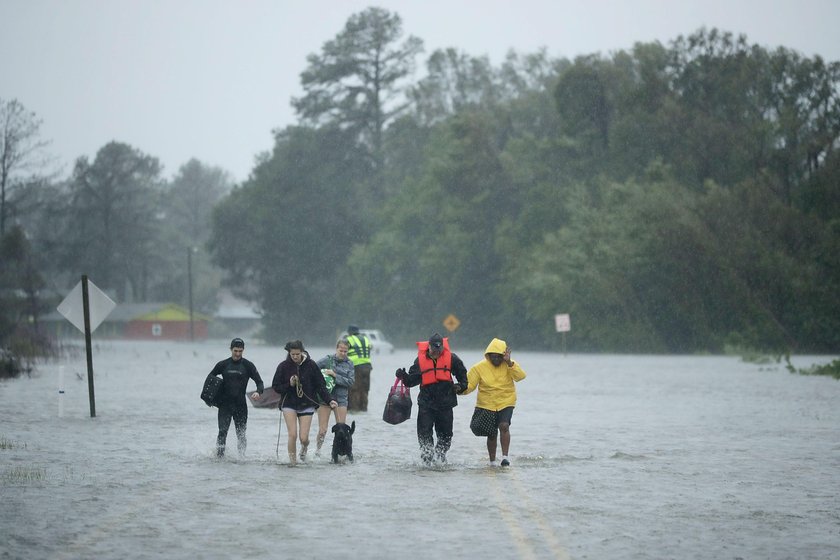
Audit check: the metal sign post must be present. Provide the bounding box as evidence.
[57,275,116,418]
[81,275,96,417]
[187,247,195,342]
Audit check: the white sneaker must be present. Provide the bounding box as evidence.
[488,460,498,467]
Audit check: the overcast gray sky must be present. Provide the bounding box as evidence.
[2,0,839,183]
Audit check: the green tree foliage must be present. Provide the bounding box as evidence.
[552,29,840,201]
[554,56,612,157]
[760,48,840,205]
[0,226,45,343]
[406,28,839,351]
[153,159,232,312]
[5,10,818,355]
[347,112,517,342]
[0,98,50,234]
[408,48,499,125]
[801,149,840,219]
[695,179,840,352]
[292,6,423,178]
[0,226,50,376]
[511,32,840,352]
[221,17,837,353]
[508,173,825,352]
[166,159,231,243]
[209,126,369,341]
[59,142,163,302]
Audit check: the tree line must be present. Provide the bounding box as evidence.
[2,8,839,358]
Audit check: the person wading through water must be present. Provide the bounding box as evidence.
[205,338,264,457]
[396,333,468,465]
[272,340,337,465]
[345,325,372,411]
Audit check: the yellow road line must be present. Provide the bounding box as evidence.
[490,470,538,559]
[510,469,570,559]
[488,468,570,560]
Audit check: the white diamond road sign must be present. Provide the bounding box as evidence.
[57,279,116,334]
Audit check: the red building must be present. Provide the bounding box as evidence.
[121,303,210,340]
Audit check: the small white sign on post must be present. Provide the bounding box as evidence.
[57,279,116,334]
[555,313,571,333]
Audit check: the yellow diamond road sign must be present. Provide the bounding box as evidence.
[443,314,460,332]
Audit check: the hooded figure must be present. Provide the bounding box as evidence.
[462,338,527,467]
[462,338,526,411]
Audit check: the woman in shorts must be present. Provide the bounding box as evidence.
[314,338,355,454]
[272,340,336,465]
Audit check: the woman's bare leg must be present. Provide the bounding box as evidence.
[283,409,299,464]
[499,422,511,457]
[316,406,330,453]
[486,433,498,462]
[298,414,313,461]
[336,406,347,424]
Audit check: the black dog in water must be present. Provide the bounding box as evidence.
[331,421,356,463]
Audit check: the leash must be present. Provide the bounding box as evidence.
[275,411,283,459]
[294,368,331,408]
[276,393,287,459]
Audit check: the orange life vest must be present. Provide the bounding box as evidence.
[416,338,453,386]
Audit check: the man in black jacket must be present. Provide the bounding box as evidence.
[396,333,467,465]
[206,338,264,457]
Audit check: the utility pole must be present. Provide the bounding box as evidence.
[187,247,195,342]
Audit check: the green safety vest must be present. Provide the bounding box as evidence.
[346,334,372,366]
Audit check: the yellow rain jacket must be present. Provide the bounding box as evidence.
[462,338,526,411]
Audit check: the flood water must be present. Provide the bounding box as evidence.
[1,340,838,559]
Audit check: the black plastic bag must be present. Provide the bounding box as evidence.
[200,375,223,407]
[383,378,412,425]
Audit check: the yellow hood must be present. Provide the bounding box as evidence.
[484,338,507,355]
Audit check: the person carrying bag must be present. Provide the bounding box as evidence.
[382,376,412,425]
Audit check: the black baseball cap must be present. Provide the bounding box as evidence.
[428,333,443,350]
[230,338,245,349]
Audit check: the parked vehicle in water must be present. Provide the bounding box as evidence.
[340,328,395,354]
